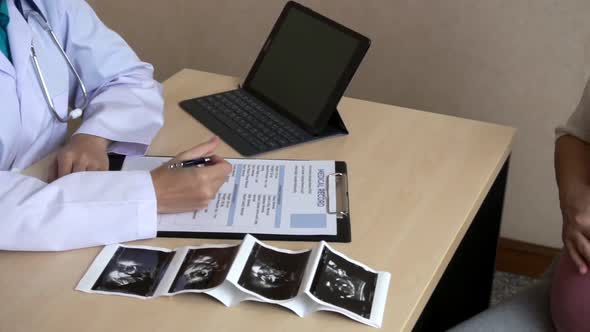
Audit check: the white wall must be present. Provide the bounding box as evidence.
[89,0,590,247]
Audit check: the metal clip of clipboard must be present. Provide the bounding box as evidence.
[327,172,350,219]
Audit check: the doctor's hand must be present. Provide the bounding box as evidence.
[52,134,110,181]
[150,137,233,213]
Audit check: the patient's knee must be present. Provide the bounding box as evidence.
[550,254,590,332]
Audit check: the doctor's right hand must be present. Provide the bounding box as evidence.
[150,137,233,213]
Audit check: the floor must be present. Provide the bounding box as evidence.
[491,271,538,306]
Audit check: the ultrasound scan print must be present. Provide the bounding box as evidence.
[310,247,377,318]
[169,245,240,293]
[92,247,173,297]
[237,243,311,301]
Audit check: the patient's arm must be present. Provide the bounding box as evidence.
[555,134,590,274]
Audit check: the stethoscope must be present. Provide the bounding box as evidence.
[15,0,89,122]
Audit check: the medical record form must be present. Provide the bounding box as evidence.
[122,156,350,240]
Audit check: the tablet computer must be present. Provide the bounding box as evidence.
[242,1,371,134]
[180,1,371,155]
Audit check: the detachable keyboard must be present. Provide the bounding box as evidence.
[181,89,313,155]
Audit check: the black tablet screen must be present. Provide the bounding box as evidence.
[247,7,361,131]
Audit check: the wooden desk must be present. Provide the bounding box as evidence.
[1,69,515,332]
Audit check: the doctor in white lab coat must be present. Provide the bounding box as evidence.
[0,0,232,251]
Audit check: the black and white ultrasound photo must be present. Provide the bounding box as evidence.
[237,243,311,301]
[169,245,240,293]
[92,247,173,297]
[310,247,378,319]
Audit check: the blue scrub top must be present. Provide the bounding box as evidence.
[0,0,11,62]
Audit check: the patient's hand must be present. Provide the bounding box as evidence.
[560,184,590,275]
[52,134,110,180]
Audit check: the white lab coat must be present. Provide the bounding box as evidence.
[0,0,164,251]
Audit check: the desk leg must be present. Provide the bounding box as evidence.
[413,158,510,332]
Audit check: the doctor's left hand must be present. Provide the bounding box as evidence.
[52,134,111,180]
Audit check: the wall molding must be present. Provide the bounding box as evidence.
[496,237,562,278]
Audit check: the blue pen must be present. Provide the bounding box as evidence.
[168,156,213,169]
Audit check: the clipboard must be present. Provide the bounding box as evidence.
[108,154,352,243]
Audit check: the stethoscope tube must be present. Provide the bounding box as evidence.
[15,0,89,123]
